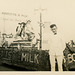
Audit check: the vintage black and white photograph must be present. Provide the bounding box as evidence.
[0,0,75,71]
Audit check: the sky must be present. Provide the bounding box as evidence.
[0,0,75,44]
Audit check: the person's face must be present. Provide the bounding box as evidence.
[20,24,23,28]
[51,26,57,34]
[2,35,6,39]
[27,21,31,24]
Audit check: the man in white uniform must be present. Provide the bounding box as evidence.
[49,24,66,71]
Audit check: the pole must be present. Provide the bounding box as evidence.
[40,12,42,50]
[34,8,46,50]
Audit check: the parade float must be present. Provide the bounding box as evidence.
[63,40,75,71]
[0,20,50,71]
